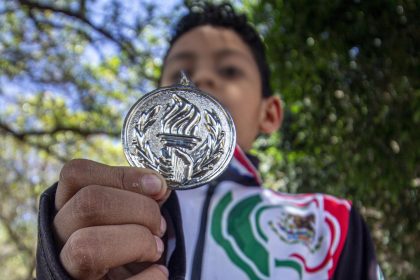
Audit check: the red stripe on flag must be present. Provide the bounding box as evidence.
[233,146,262,184]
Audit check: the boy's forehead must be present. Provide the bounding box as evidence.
[166,25,255,63]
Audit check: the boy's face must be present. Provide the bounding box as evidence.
[161,25,282,151]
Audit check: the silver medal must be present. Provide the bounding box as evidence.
[122,72,236,190]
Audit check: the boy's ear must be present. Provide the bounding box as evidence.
[259,96,283,134]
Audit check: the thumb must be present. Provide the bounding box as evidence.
[127,264,169,280]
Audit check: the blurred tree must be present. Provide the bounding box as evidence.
[244,0,419,279]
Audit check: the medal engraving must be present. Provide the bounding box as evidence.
[122,72,236,189]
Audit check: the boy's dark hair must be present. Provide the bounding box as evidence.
[163,2,272,97]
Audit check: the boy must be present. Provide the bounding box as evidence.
[36,3,381,280]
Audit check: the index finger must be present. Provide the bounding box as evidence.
[56,159,168,210]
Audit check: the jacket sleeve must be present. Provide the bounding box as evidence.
[332,206,384,280]
[35,184,186,280]
[36,183,72,280]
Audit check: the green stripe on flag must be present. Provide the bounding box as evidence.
[211,192,264,280]
[275,259,303,279]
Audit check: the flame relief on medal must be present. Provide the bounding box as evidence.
[131,94,225,186]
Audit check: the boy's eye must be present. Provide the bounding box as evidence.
[218,65,243,79]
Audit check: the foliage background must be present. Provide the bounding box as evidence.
[0,0,418,279]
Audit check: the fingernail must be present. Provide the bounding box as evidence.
[154,236,164,255]
[156,264,169,276]
[160,217,167,236]
[141,174,162,195]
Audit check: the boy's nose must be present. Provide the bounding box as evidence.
[192,68,217,91]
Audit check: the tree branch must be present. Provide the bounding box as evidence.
[17,0,156,81]
[0,122,120,162]
[17,0,138,61]
[0,122,120,139]
[79,0,86,16]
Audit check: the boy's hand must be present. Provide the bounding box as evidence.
[53,159,171,280]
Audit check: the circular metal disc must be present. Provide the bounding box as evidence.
[122,73,236,190]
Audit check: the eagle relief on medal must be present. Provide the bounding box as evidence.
[122,72,236,190]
